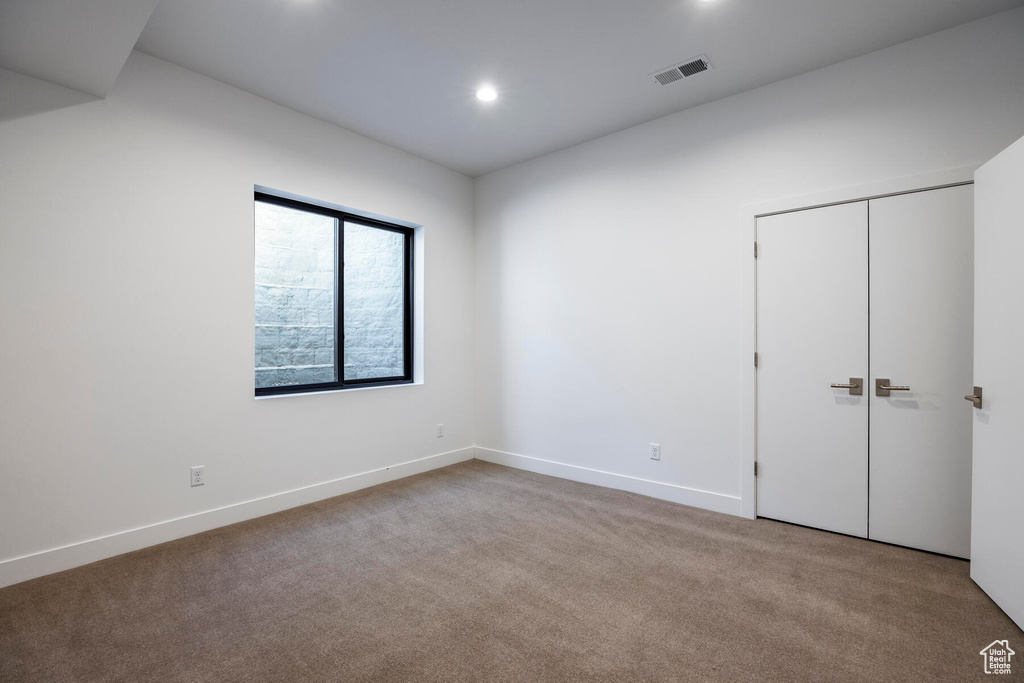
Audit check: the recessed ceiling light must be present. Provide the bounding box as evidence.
[476,85,498,102]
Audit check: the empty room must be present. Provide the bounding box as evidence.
[2,0,1023,680]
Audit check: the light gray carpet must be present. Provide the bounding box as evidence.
[1,460,1020,682]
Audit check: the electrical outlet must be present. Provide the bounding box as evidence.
[436,423,444,438]
[650,443,661,461]
[190,465,205,487]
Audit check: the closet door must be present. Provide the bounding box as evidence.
[756,202,869,537]
[868,185,974,558]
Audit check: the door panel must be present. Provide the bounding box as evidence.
[868,186,974,558]
[972,136,1024,628]
[756,202,868,537]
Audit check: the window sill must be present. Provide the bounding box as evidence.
[254,380,422,400]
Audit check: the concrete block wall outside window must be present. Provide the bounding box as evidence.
[255,201,337,387]
[343,222,406,381]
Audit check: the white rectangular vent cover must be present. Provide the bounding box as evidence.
[651,55,712,85]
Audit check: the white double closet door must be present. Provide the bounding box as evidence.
[756,184,974,558]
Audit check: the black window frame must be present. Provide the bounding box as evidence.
[255,191,414,396]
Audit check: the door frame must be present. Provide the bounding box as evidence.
[739,165,978,520]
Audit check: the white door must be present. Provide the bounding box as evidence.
[756,202,869,537]
[971,135,1024,628]
[868,186,974,558]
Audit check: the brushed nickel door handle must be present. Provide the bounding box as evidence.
[964,386,983,409]
[830,378,863,395]
[875,378,910,397]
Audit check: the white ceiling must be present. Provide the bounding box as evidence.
[133,0,1022,176]
[7,1,1022,175]
[0,0,158,98]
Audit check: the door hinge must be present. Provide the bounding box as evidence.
[753,241,758,258]
[754,352,759,368]
[754,462,759,476]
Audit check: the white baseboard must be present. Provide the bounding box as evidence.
[0,447,475,589]
[474,448,742,517]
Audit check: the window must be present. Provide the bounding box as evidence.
[254,192,413,395]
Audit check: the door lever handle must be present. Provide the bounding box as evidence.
[964,386,983,409]
[875,378,910,397]
[830,378,863,395]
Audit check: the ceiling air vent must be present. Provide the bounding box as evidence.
[651,54,713,86]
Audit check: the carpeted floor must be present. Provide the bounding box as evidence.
[1,460,1020,682]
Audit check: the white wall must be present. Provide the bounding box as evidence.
[0,51,476,586]
[474,9,1024,513]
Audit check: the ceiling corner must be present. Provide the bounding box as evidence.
[0,0,159,98]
